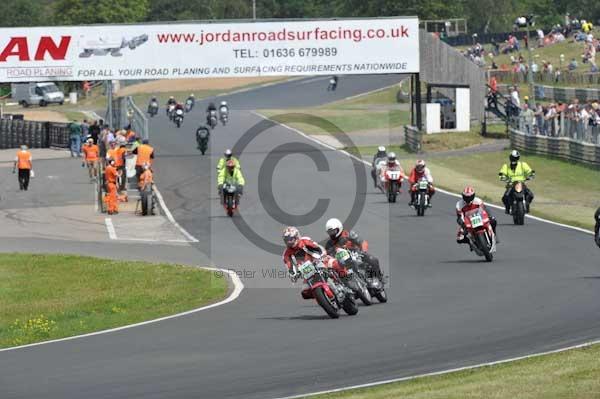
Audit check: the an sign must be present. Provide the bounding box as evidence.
[0,17,419,82]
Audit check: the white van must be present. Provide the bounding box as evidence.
[11,82,65,108]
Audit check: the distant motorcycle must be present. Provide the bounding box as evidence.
[462,208,497,262]
[147,101,158,117]
[174,108,184,128]
[167,104,175,120]
[196,126,210,155]
[185,99,194,113]
[327,77,338,91]
[219,106,228,126]
[291,256,358,319]
[208,110,218,130]
[411,177,432,216]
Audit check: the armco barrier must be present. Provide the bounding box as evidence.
[0,119,69,149]
[534,84,600,103]
[404,125,423,153]
[509,127,600,167]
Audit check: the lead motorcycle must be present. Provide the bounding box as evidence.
[222,183,238,217]
[501,175,534,226]
[219,107,229,126]
[291,256,358,319]
[462,208,497,262]
[208,110,218,129]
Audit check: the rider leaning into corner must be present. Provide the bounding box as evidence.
[499,150,535,214]
[456,186,499,245]
[371,145,387,188]
[282,226,347,286]
[408,159,435,207]
[324,218,384,280]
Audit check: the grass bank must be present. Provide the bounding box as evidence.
[357,147,599,230]
[310,343,600,399]
[0,254,227,348]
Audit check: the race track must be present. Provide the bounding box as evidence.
[2,75,600,399]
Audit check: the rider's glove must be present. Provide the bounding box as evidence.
[289,269,299,282]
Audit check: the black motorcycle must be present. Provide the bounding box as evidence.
[196,126,210,155]
[147,101,158,117]
[413,177,431,217]
[347,249,387,303]
[208,110,218,129]
[502,175,534,225]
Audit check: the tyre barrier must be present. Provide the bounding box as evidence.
[0,119,70,149]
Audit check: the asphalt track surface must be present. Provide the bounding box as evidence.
[2,75,600,399]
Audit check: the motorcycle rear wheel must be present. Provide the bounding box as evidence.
[314,287,340,319]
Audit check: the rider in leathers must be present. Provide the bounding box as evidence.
[594,208,600,247]
[371,146,387,188]
[282,226,347,281]
[324,218,383,280]
[456,186,499,245]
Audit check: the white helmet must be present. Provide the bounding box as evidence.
[220,101,227,106]
[378,145,386,152]
[224,149,232,158]
[326,218,343,239]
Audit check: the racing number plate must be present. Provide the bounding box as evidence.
[419,180,429,189]
[387,171,401,180]
[299,261,317,279]
[470,214,483,228]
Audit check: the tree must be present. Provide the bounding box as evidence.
[53,0,149,25]
[0,0,44,27]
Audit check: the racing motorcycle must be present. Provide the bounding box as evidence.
[383,168,403,203]
[173,108,184,128]
[412,177,431,216]
[219,107,228,126]
[462,208,497,262]
[327,78,337,91]
[222,183,239,217]
[208,110,218,130]
[147,100,158,117]
[167,104,175,120]
[185,99,194,113]
[346,248,387,303]
[196,126,210,155]
[371,157,386,190]
[291,256,358,319]
[501,175,534,226]
[333,248,372,305]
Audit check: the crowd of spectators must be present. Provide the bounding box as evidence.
[463,15,598,74]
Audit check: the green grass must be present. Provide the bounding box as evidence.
[0,254,227,348]
[329,84,408,108]
[310,343,600,399]
[420,129,505,152]
[260,108,410,135]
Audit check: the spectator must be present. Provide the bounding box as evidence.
[522,104,535,135]
[568,58,578,71]
[89,120,100,144]
[510,86,521,116]
[69,120,82,158]
[534,104,545,135]
[13,145,32,191]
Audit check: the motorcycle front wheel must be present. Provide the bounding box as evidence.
[314,287,340,319]
[476,233,493,262]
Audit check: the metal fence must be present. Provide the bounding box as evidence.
[510,113,600,145]
[404,125,422,152]
[0,119,70,149]
[108,96,149,139]
[490,70,600,86]
[533,84,600,103]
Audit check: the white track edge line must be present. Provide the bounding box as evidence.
[274,337,600,399]
[104,218,117,240]
[153,186,200,242]
[255,111,594,236]
[0,268,244,353]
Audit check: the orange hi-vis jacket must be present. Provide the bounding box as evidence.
[83,144,99,161]
[16,150,32,170]
[108,147,126,167]
[139,169,154,190]
[135,144,154,166]
[105,164,118,184]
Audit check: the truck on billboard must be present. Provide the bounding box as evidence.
[0,17,419,82]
